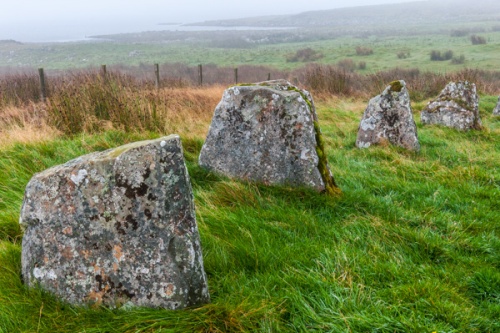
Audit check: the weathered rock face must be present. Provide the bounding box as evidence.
[20,135,209,309]
[493,96,500,116]
[421,81,482,130]
[356,80,420,151]
[199,80,338,195]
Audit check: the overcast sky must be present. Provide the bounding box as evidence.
[1,0,420,42]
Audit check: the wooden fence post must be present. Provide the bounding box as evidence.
[268,72,271,81]
[234,68,238,84]
[198,64,203,86]
[38,68,46,102]
[154,63,160,90]
[101,64,107,78]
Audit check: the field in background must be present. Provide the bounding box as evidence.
[0,68,499,331]
[2,30,500,73]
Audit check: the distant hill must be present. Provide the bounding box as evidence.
[188,0,500,28]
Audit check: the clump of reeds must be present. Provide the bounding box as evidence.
[0,73,42,106]
[46,71,223,137]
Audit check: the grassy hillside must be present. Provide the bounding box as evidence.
[0,80,499,331]
[192,0,500,29]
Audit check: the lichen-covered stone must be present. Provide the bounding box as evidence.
[356,80,420,151]
[493,96,500,116]
[20,135,209,309]
[421,81,482,130]
[199,80,338,194]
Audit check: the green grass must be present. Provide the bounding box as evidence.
[2,30,500,73]
[1,98,500,332]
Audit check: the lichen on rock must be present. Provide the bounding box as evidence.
[356,80,420,151]
[199,80,339,195]
[493,96,500,116]
[20,135,210,309]
[421,81,482,130]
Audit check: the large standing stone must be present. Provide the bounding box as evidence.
[356,80,420,151]
[199,80,338,195]
[421,81,482,130]
[20,135,209,309]
[493,96,500,116]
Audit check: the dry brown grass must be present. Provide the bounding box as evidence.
[0,103,60,148]
[0,85,225,146]
[41,72,225,137]
[155,86,225,140]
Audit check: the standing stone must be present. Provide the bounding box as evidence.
[493,96,500,116]
[20,135,209,309]
[421,81,482,130]
[356,80,420,151]
[199,80,338,195]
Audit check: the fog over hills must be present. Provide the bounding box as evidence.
[189,0,500,28]
[2,0,499,43]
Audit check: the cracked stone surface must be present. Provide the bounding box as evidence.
[198,80,337,193]
[421,81,481,130]
[493,96,500,116]
[20,135,210,309]
[356,80,420,151]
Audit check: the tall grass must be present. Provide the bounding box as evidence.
[298,65,497,100]
[45,71,223,137]
[3,65,500,110]
[0,73,42,106]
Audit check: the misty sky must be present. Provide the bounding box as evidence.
[1,0,420,42]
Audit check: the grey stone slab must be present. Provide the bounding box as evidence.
[199,80,338,195]
[356,80,420,151]
[421,81,482,130]
[20,135,209,309]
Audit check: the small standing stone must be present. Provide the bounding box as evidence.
[199,80,339,195]
[356,80,420,151]
[421,81,482,130]
[493,96,500,116]
[20,135,210,309]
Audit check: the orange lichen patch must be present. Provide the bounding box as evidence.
[165,283,174,297]
[62,227,72,235]
[61,246,74,259]
[43,256,49,264]
[81,250,91,259]
[113,245,123,261]
[87,284,110,305]
[113,262,119,273]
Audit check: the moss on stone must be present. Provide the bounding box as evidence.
[389,80,404,93]
[286,86,314,112]
[313,121,341,196]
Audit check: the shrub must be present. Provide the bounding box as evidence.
[450,29,469,37]
[355,46,374,56]
[451,55,466,65]
[443,50,454,60]
[337,59,356,72]
[301,64,352,95]
[358,61,367,70]
[470,35,487,45]
[286,48,323,62]
[430,50,454,61]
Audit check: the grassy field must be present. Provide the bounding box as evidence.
[2,28,500,74]
[0,79,499,332]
